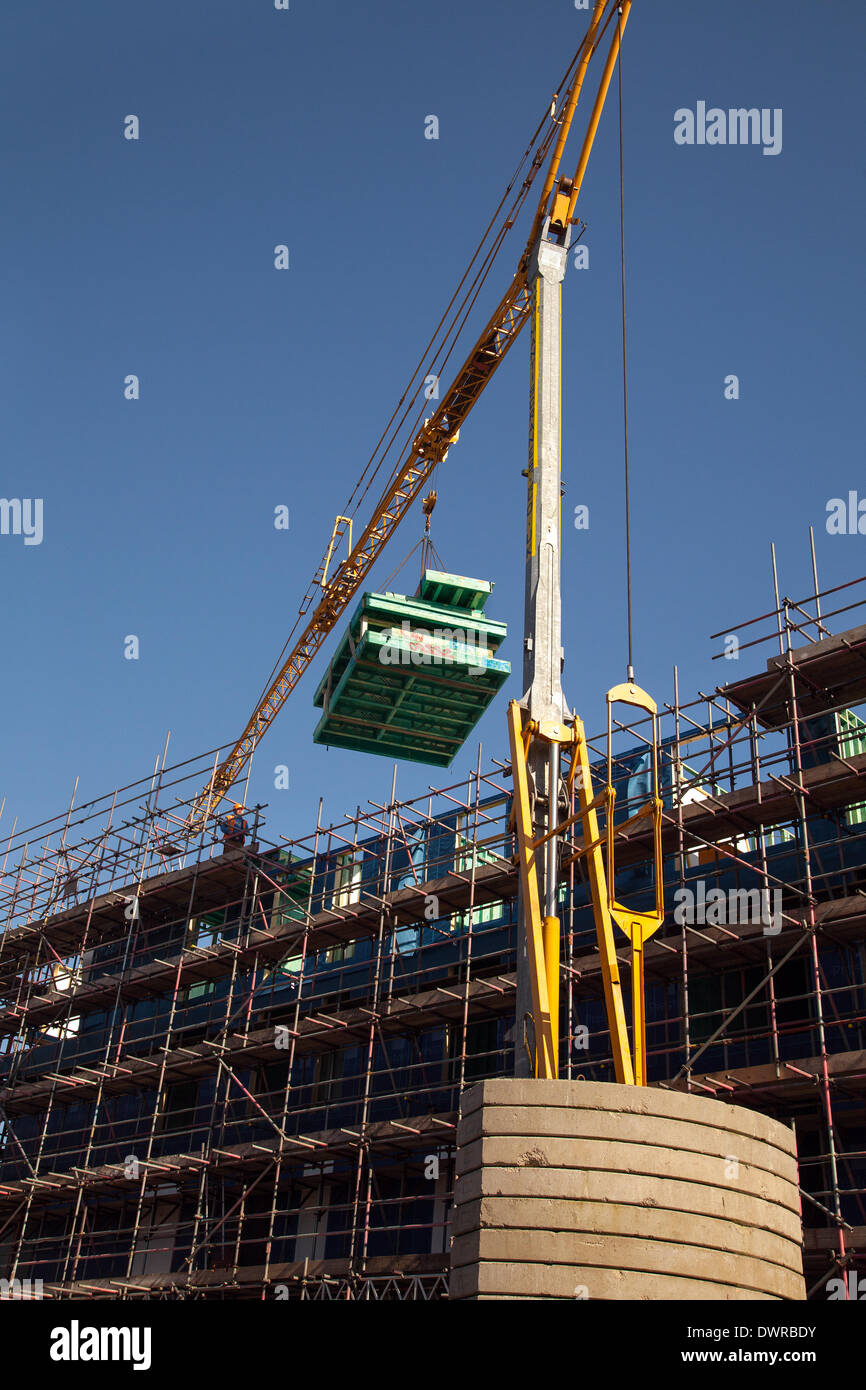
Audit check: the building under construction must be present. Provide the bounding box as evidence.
[1,580,865,1300]
[0,1,860,1307]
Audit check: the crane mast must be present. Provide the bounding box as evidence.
[508,0,664,1086]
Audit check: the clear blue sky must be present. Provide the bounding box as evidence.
[2,0,863,847]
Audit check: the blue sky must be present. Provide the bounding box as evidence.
[1,0,864,848]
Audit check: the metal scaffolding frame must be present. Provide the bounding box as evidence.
[1,575,866,1298]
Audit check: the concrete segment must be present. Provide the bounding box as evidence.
[450,1228,803,1299]
[452,1176,803,1243]
[451,1196,803,1271]
[457,1104,799,1183]
[452,1162,803,1239]
[459,1078,797,1154]
[455,1135,801,1213]
[450,1261,782,1302]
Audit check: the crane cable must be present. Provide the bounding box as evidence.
[378,489,445,591]
[616,4,634,684]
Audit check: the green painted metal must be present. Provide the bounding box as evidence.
[417,569,492,612]
[313,570,510,767]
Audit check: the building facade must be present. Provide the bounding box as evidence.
[1,607,865,1299]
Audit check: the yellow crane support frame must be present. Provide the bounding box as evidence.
[603,682,665,1085]
[507,702,557,1079]
[508,700,637,1085]
[183,0,628,834]
[508,682,664,1085]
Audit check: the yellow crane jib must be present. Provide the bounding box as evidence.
[320,516,353,589]
[414,421,460,463]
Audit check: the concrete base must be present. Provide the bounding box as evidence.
[450,1079,806,1301]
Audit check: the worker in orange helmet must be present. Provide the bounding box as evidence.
[219,802,248,852]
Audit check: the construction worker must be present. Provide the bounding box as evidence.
[219,803,248,852]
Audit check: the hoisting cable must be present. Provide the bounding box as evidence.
[380,491,446,591]
[617,4,634,685]
[379,538,425,593]
[420,490,440,577]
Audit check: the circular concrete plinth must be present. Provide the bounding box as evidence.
[450,1078,805,1301]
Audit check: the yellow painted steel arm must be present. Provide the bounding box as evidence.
[566,0,632,224]
[570,718,635,1085]
[519,0,608,263]
[509,709,634,1083]
[507,702,557,1078]
[603,680,665,1085]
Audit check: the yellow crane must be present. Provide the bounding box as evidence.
[186,0,622,833]
[186,0,663,1085]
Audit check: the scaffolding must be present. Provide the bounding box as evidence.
[1,575,866,1299]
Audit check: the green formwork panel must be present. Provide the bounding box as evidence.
[313,580,506,711]
[313,620,510,767]
[417,569,492,612]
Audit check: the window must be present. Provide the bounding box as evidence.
[187,912,224,949]
[454,813,500,875]
[157,1079,198,1133]
[839,709,866,827]
[185,980,215,1002]
[325,855,362,961]
[184,914,224,998]
[313,1051,342,1105]
[447,1018,499,1084]
[454,898,506,932]
[324,940,358,965]
[43,959,82,1038]
[275,953,303,977]
[331,851,363,909]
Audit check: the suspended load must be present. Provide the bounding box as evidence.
[313,569,510,766]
